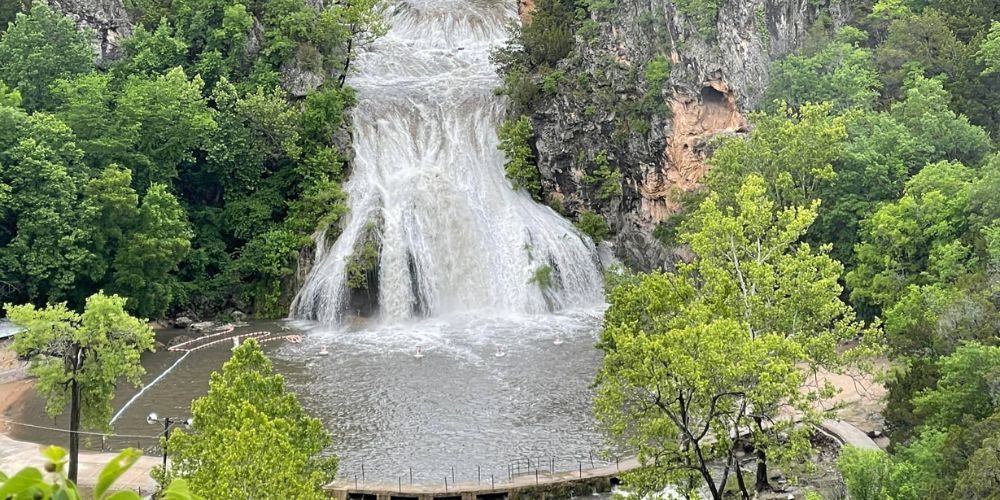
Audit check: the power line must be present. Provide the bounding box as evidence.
[0,417,161,440]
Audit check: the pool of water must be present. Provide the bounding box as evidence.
[7,307,615,484]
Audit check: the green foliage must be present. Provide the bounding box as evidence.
[889,73,991,167]
[0,0,372,317]
[111,184,192,318]
[234,228,303,318]
[0,446,203,499]
[977,21,1000,75]
[675,0,723,37]
[529,264,554,290]
[5,292,155,479]
[345,222,381,290]
[875,9,966,97]
[575,210,609,242]
[165,339,337,498]
[498,116,543,199]
[116,68,217,189]
[597,176,878,497]
[708,101,846,211]
[113,23,189,78]
[519,0,577,68]
[0,3,94,111]
[583,151,622,200]
[767,27,882,112]
[847,161,977,312]
[836,447,899,500]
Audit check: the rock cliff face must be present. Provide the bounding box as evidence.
[48,0,132,66]
[523,0,850,269]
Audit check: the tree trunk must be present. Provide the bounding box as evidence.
[339,35,354,88]
[734,457,750,500]
[755,446,770,493]
[69,376,81,483]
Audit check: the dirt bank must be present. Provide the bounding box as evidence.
[0,379,33,433]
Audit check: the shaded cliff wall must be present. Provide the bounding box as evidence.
[522,0,850,269]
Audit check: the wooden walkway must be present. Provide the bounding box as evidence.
[327,458,639,499]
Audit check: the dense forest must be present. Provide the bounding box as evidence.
[2,0,1000,496]
[494,0,1000,497]
[0,0,382,320]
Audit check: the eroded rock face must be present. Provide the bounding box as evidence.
[49,0,132,67]
[521,0,850,269]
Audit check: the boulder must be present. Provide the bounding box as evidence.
[173,316,194,329]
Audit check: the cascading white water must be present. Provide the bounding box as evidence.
[291,0,604,324]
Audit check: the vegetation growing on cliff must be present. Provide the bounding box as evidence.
[592,0,1000,496]
[0,1,382,318]
[498,115,542,199]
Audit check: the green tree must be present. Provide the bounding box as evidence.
[889,73,991,167]
[0,2,94,111]
[596,176,876,498]
[113,22,190,79]
[5,292,155,482]
[767,27,882,112]
[875,9,966,98]
[79,165,141,286]
[498,116,542,199]
[0,134,93,306]
[164,339,337,498]
[111,184,192,318]
[847,160,976,312]
[520,0,577,68]
[978,21,1000,76]
[810,111,919,267]
[707,101,846,211]
[116,68,217,189]
[51,74,139,170]
[836,447,899,500]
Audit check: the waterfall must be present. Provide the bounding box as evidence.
[291,0,604,324]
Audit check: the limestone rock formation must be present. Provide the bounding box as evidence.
[520,0,851,269]
[49,0,132,66]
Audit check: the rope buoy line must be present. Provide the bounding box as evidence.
[181,331,272,352]
[110,350,192,425]
[167,324,236,351]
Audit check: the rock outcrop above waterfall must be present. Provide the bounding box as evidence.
[520,1,851,270]
[48,0,133,66]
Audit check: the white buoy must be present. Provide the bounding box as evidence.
[318,344,329,356]
[414,345,425,358]
[553,335,564,346]
[495,346,506,358]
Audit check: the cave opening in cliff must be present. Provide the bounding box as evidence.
[700,85,726,105]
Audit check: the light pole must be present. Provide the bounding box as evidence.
[146,412,192,471]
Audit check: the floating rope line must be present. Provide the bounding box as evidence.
[110,350,191,425]
[167,324,235,351]
[182,331,266,352]
[0,418,160,440]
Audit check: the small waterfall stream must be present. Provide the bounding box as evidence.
[292,0,603,324]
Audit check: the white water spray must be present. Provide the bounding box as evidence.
[292,0,603,324]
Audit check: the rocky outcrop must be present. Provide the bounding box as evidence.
[521,0,850,269]
[49,0,132,66]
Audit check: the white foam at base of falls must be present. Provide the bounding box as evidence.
[291,0,604,324]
